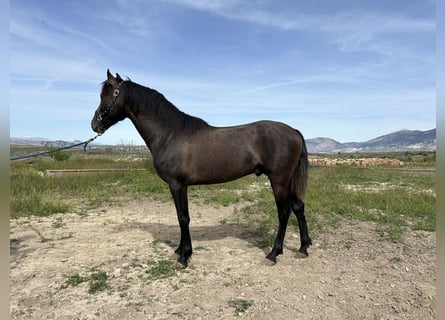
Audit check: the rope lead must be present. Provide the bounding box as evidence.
[10,134,101,161]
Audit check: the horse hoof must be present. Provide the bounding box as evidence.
[175,261,187,270]
[295,251,308,259]
[264,258,276,266]
[169,253,180,261]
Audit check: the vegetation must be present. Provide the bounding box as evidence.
[88,271,108,294]
[10,148,436,245]
[145,260,176,280]
[312,151,436,167]
[228,298,254,315]
[44,143,72,161]
[304,166,435,241]
[62,270,108,294]
[63,273,86,287]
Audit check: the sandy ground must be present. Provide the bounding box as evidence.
[10,199,436,319]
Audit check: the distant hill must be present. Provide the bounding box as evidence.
[11,128,436,153]
[10,137,83,147]
[9,137,51,146]
[306,129,436,153]
[306,137,343,153]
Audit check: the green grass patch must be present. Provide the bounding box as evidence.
[88,271,108,294]
[228,298,254,315]
[11,192,71,218]
[63,273,87,287]
[145,260,176,280]
[10,158,170,218]
[62,270,108,294]
[304,166,435,240]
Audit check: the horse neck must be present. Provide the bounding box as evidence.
[127,111,169,153]
[124,83,208,153]
[126,103,171,154]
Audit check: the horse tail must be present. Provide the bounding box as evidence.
[291,130,308,200]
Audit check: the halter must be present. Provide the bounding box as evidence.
[96,81,124,121]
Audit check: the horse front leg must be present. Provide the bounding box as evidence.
[266,200,291,264]
[169,182,192,269]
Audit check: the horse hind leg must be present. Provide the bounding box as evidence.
[291,197,312,258]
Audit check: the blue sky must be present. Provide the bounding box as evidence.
[10,0,436,145]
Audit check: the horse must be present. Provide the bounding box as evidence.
[91,69,312,268]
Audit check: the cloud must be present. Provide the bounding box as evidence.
[162,1,434,55]
[163,0,435,33]
[162,0,243,12]
[10,1,122,84]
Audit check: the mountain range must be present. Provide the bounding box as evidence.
[306,128,436,153]
[10,128,436,153]
[10,137,83,147]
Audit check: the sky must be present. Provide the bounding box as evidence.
[10,0,436,145]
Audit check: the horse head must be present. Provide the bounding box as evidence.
[91,69,127,134]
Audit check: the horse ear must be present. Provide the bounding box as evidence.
[107,69,117,85]
[116,73,123,82]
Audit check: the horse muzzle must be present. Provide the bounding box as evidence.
[91,115,106,134]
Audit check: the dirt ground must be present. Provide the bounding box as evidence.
[10,199,436,319]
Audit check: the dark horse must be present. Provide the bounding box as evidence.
[91,70,311,268]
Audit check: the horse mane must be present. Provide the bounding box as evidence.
[123,80,209,133]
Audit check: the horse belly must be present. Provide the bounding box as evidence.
[189,145,257,185]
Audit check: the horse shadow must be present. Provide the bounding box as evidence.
[10,235,40,266]
[113,220,274,255]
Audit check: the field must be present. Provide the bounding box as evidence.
[10,146,436,319]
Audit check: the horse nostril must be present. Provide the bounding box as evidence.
[91,119,101,133]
